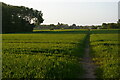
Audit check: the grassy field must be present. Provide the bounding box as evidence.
[2,29,120,78]
[2,34,87,78]
[90,34,119,78]
[90,29,119,34]
[33,29,89,34]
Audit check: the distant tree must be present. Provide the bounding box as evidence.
[50,24,55,27]
[102,22,119,29]
[72,24,76,27]
[57,22,61,26]
[102,23,108,29]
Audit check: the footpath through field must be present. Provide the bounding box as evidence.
[81,31,96,78]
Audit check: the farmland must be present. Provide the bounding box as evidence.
[90,34,120,78]
[2,33,87,78]
[2,29,120,79]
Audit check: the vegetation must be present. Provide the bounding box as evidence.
[90,34,120,78]
[2,2,44,33]
[33,29,89,34]
[90,29,120,34]
[2,29,120,79]
[34,20,120,30]
[102,22,120,29]
[2,33,87,78]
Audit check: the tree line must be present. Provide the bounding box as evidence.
[1,2,44,33]
[35,21,120,30]
[102,21,120,29]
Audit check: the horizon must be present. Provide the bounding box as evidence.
[1,0,119,26]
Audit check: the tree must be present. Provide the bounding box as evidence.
[102,23,108,29]
[72,24,76,27]
[2,2,44,33]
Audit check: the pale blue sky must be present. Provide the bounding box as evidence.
[1,0,119,25]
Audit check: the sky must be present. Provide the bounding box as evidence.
[0,0,119,25]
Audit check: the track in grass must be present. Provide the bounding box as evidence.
[81,33,97,78]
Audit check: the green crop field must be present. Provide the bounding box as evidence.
[90,29,119,34]
[2,33,87,78]
[2,29,120,79]
[90,34,120,78]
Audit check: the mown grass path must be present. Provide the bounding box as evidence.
[81,33,97,79]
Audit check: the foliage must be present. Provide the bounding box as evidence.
[90,34,120,78]
[1,2,44,33]
[2,34,87,78]
[102,22,120,29]
[2,29,120,78]
[90,29,120,34]
[33,29,89,34]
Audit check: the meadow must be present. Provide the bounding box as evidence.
[2,34,87,78]
[2,29,120,79]
[90,34,119,78]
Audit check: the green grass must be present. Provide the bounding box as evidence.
[33,29,89,34]
[90,29,120,34]
[2,29,120,78]
[2,34,87,78]
[90,34,119,78]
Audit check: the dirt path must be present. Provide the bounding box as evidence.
[81,34,96,78]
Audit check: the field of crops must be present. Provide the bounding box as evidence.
[2,34,87,78]
[33,29,89,34]
[90,29,119,34]
[2,29,120,79]
[90,34,120,78]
